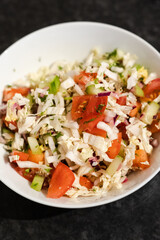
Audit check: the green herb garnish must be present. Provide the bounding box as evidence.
[106,49,117,59]
[95,104,105,113]
[55,132,63,139]
[84,118,96,124]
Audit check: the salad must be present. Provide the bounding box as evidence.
[0,48,159,199]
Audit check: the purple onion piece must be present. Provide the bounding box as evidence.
[98,92,111,97]
[89,157,99,167]
[132,105,137,109]
[113,114,118,124]
[20,105,25,109]
[153,115,157,119]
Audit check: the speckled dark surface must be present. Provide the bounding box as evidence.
[0,0,160,239]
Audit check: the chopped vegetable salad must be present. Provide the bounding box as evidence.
[0,48,160,199]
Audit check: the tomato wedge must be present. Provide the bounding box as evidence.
[133,149,150,169]
[86,127,107,138]
[85,95,108,116]
[11,164,35,182]
[117,96,127,105]
[47,162,75,198]
[79,114,105,133]
[71,95,108,121]
[143,78,160,100]
[74,71,97,85]
[71,95,90,120]
[3,87,30,102]
[106,132,122,159]
[79,176,93,189]
[71,95,108,120]
[12,151,29,161]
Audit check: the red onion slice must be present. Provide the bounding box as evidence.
[98,92,111,97]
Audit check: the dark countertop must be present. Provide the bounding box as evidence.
[0,0,160,239]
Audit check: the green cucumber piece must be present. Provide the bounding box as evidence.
[31,175,44,191]
[134,84,144,97]
[85,84,104,95]
[27,137,42,154]
[106,155,123,176]
[141,101,159,124]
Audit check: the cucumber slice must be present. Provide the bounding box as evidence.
[106,155,123,176]
[31,175,44,191]
[141,101,159,124]
[28,137,42,154]
[134,84,144,97]
[85,84,104,95]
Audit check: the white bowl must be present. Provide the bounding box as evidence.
[0,22,160,208]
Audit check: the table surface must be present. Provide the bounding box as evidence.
[0,0,160,239]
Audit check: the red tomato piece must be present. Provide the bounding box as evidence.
[47,162,75,199]
[12,151,29,161]
[79,114,105,133]
[85,95,108,116]
[79,176,93,189]
[3,87,30,102]
[117,96,127,105]
[11,164,35,182]
[143,78,160,100]
[74,71,97,85]
[71,95,108,121]
[106,132,122,159]
[86,127,107,138]
[71,95,91,120]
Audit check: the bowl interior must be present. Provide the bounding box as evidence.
[0,22,160,208]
